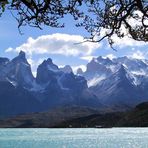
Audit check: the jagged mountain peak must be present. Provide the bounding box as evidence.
[41,58,59,72]
[17,50,27,61]
[97,56,108,61]
[45,58,53,64]
[97,56,114,65]
[86,56,114,71]
[117,64,127,74]
[41,58,52,65]
[119,56,128,59]
[85,57,111,77]
[114,56,136,65]
[97,55,103,59]
[60,65,73,73]
[19,50,26,57]
[36,58,60,84]
[12,50,28,64]
[87,58,102,69]
[113,64,132,81]
[1,52,148,116]
[116,56,129,61]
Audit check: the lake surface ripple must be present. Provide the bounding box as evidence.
[0,128,148,148]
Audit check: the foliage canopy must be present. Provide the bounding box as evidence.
[0,0,147,46]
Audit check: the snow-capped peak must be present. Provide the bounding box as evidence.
[88,75,106,87]
[113,64,138,86]
[114,65,129,79]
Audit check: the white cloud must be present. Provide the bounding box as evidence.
[112,35,148,48]
[100,17,148,48]
[27,58,44,68]
[5,33,101,56]
[128,50,146,59]
[5,47,13,52]
[27,58,44,77]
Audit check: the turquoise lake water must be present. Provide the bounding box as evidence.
[0,128,148,148]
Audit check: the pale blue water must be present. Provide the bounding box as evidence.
[0,128,148,148]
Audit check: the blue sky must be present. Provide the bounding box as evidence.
[0,10,148,75]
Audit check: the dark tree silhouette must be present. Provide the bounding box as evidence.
[77,0,148,47]
[0,0,147,46]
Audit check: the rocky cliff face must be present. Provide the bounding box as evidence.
[2,52,148,118]
[0,51,101,118]
[78,56,148,109]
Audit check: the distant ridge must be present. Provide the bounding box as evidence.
[1,51,148,118]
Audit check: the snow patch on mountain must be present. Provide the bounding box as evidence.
[88,75,106,87]
[131,70,147,76]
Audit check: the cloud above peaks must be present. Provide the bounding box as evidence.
[113,35,148,48]
[128,50,146,59]
[5,33,100,56]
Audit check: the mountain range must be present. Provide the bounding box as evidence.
[0,51,100,118]
[78,56,148,110]
[1,51,148,118]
